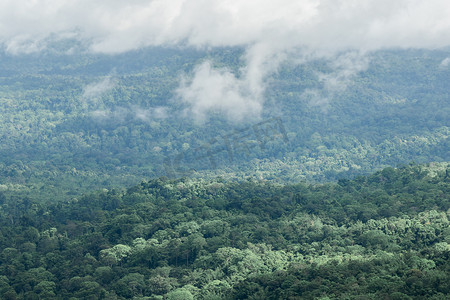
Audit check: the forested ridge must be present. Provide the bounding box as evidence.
[1,3,449,299]
[0,44,449,299]
[0,47,449,202]
[0,163,448,299]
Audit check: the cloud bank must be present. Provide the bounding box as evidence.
[2,0,450,120]
[2,1,449,53]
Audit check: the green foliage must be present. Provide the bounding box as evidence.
[0,165,448,298]
[166,288,194,300]
[0,48,449,202]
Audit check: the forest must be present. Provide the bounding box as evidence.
[0,163,448,299]
[0,47,449,202]
[1,1,450,298]
[0,42,449,299]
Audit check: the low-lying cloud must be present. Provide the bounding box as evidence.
[302,52,370,109]
[91,106,168,124]
[440,57,450,68]
[82,77,116,102]
[3,1,449,53]
[2,0,450,121]
[176,61,263,123]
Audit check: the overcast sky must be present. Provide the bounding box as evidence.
[1,0,449,53]
[2,0,449,121]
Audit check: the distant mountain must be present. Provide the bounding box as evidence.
[0,47,448,202]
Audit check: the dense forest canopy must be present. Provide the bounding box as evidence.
[0,46,448,202]
[0,164,448,299]
[1,1,449,299]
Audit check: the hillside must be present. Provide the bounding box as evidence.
[0,47,449,202]
[0,164,448,299]
[1,2,450,299]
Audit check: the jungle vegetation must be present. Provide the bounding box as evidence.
[0,164,448,299]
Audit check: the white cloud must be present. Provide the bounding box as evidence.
[2,0,450,121]
[176,61,263,123]
[324,52,369,92]
[440,57,450,67]
[2,0,449,53]
[82,77,116,102]
[302,52,369,108]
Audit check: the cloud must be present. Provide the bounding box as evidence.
[82,77,116,102]
[302,51,369,109]
[91,106,168,123]
[176,60,264,123]
[2,1,449,53]
[440,57,450,68]
[2,0,450,121]
[82,76,169,124]
[320,52,369,92]
[133,106,169,121]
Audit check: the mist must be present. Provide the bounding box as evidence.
[2,0,450,121]
[82,77,116,102]
[440,57,450,68]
